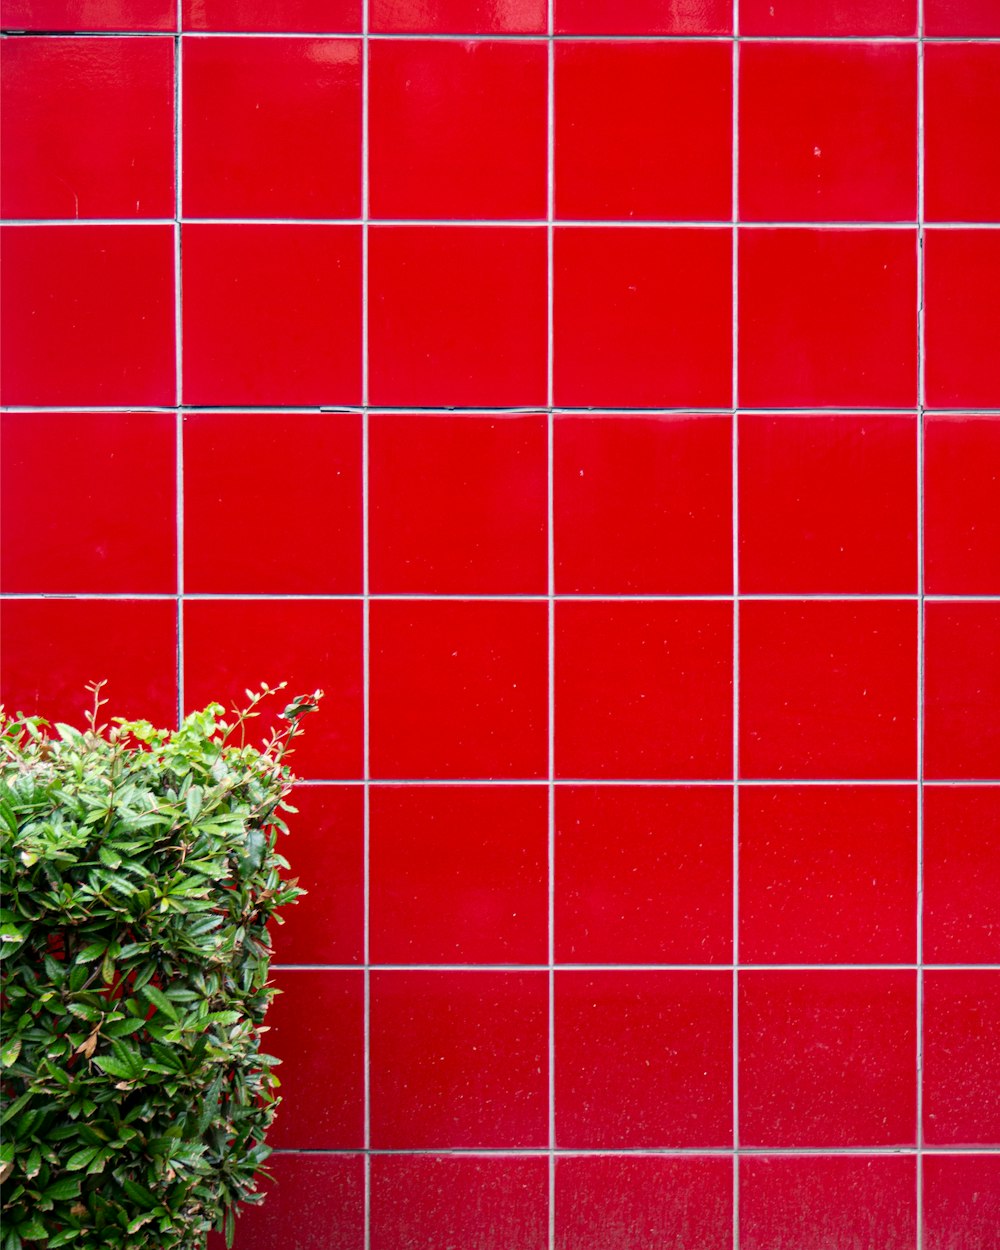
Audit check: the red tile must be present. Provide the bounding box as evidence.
[368,226,546,407]
[739,970,917,1147]
[923,1155,1000,1250]
[182,224,361,407]
[924,0,1000,35]
[183,599,363,780]
[740,600,917,780]
[554,0,732,34]
[266,970,364,1149]
[369,413,547,595]
[924,603,1000,781]
[183,38,360,219]
[925,45,1000,223]
[369,40,546,220]
[739,786,917,964]
[740,44,916,223]
[182,0,360,30]
[371,1156,547,1250]
[0,411,175,594]
[370,971,548,1148]
[0,37,173,219]
[555,1156,732,1250]
[369,600,548,780]
[555,786,732,964]
[554,227,732,408]
[738,228,917,408]
[555,970,732,1148]
[924,971,1000,1146]
[370,785,548,963]
[271,786,364,966]
[739,1156,917,1250]
[0,598,177,730]
[371,0,546,31]
[925,416,1000,596]
[555,42,731,222]
[740,0,916,34]
[925,230,1000,409]
[554,415,732,595]
[0,0,175,29]
[739,414,917,594]
[0,225,175,407]
[556,601,733,780]
[924,787,1000,965]
[220,1154,364,1250]
[184,412,362,594]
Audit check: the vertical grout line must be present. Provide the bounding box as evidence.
[731,7,741,1248]
[915,5,926,1245]
[546,6,556,1249]
[174,13,184,730]
[361,6,372,1247]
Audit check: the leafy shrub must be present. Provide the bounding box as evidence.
[0,684,320,1250]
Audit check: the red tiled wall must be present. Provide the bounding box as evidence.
[1,1,998,1246]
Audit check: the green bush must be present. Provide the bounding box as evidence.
[0,683,320,1250]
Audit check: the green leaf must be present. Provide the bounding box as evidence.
[92,1056,135,1081]
[1,1037,22,1068]
[64,1147,100,1172]
[43,1177,82,1201]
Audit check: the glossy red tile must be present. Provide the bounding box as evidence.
[925,230,1000,409]
[0,598,177,729]
[182,0,360,30]
[0,0,175,29]
[924,603,1000,780]
[369,785,548,963]
[555,970,732,1148]
[371,0,546,31]
[183,599,363,780]
[369,600,547,780]
[738,414,917,594]
[368,226,546,407]
[183,38,360,219]
[0,225,175,407]
[0,411,175,594]
[924,787,1000,965]
[181,224,361,407]
[555,41,731,222]
[740,44,916,223]
[183,412,362,594]
[739,228,917,408]
[270,786,364,966]
[369,413,547,595]
[555,1156,732,1250]
[924,0,1000,34]
[739,1155,917,1250]
[0,37,173,219]
[924,971,1000,1146]
[553,0,732,34]
[555,786,732,964]
[925,416,1000,596]
[740,600,917,780]
[369,40,546,220]
[739,970,917,1148]
[556,601,732,780]
[740,0,916,34]
[925,45,1000,223]
[554,227,732,408]
[923,1155,1000,1250]
[739,786,917,964]
[369,971,548,1148]
[220,1154,364,1250]
[266,970,364,1149]
[371,1156,548,1250]
[554,414,732,595]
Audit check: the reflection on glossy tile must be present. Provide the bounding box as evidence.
[924,971,1000,1146]
[924,602,1000,780]
[739,970,917,1148]
[553,0,732,34]
[0,0,175,28]
[181,0,360,30]
[740,0,916,34]
[924,787,1000,965]
[925,415,1000,595]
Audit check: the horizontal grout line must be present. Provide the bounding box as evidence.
[4,406,1000,417]
[274,963,1000,972]
[3,593,998,604]
[5,218,1000,230]
[261,1146,1000,1157]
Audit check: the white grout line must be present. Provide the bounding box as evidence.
[731,12,741,1246]
[361,7,372,1248]
[173,12,183,730]
[9,216,1000,228]
[11,591,1000,603]
[916,7,927,1243]
[4,403,999,416]
[274,962,1000,971]
[546,8,557,1246]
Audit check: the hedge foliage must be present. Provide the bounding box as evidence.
[0,684,320,1250]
